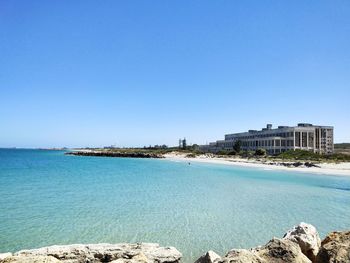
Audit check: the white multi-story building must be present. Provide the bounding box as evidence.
[202,123,334,155]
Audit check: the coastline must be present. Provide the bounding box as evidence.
[65,149,350,176]
[163,153,350,176]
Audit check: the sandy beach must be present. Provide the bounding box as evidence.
[164,152,350,176]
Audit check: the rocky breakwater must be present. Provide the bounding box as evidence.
[0,243,181,263]
[195,223,349,263]
[266,161,320,168]
[65,151,164,159]
[1,223,349,263]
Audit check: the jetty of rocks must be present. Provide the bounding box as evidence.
[1,223,349,263]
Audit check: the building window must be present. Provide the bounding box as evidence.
[308,133,314,147]
[302,132,307,147]
[295,132,300,147]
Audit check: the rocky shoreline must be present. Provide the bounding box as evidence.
[1,223,349,263]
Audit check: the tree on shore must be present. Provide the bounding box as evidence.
[233,140,241,154]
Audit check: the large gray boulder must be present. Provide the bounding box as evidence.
[316,231,350,263]
[5,243,181,263]
[283,222,321,262]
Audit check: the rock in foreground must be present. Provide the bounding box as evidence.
[283,222,321,262]
[219,238,311,263]
[196,223,349,263]
[2,224,349,263]
[1,243,181,263]
[316,231,350,263]
[2,255,60,263]
[194,251,221,263]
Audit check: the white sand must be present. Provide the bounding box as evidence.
[163,153,350,176]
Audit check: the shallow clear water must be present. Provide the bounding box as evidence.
[0,149,349,262]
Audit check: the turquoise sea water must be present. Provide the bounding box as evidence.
[0,149,349,262]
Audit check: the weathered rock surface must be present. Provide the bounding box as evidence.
[316,231,350,263]
[0,254,12,261]
[1,243,181,263]
[220,238,311,263]
[258,238,311,263]
[1,255,60,263]
[283,222,321,262]
[194,251,221,263]
[195,224,349,263]
[220,249,262,263]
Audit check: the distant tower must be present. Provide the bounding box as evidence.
[179,139,182,149]
[182,138,187,149]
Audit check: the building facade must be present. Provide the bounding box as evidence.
[202,123,334,155]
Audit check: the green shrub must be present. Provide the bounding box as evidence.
[240,150,255,158]
[276,149,350,162]
[255,148,266,156]
[278,150,320,160]
[233,140,241,153]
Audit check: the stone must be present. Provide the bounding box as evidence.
[0,253,12,261]
[109,252,149,263]
[131,252,149,263]
[316,231,350,263]
[221,249,263,263]
[12,243,181,263]
[219,238,311,263]
[257,238,311,263]
[146,245,182,263]
[283,222,321,262]
[194,250,221,263]
[1,255,60,263]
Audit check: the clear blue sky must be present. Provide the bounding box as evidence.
[1,1,349,148]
